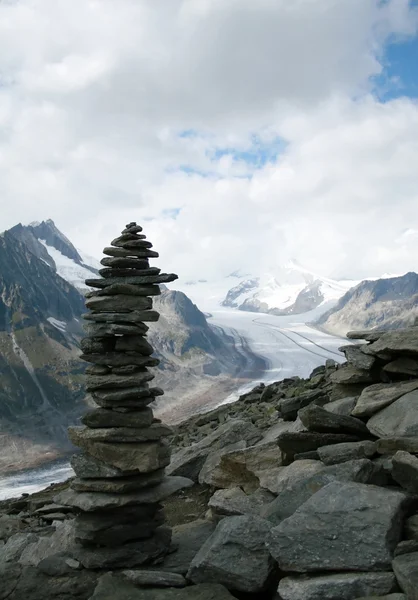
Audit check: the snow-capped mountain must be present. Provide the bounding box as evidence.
[176,260,359,316]
[8,220,100,291]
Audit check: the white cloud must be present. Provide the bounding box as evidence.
[0,0,417,283]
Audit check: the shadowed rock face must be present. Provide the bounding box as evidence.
[315,272,418,336]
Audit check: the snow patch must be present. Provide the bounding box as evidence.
[39,240,94,290]
[47,317,67,332]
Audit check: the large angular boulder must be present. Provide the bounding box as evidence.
[268,481,408,572]
[261,459,322,496]
[278,572,397,600]
[367,391,418,438]
[352,381,418,417]
[199,442,282,493]
[167,420,261,481]
[277,432,362,461]
[262,459,386,525]
[208,487,274,518]
[323,396,357,417]
[329,365,374,385]
[317,441,376,466]
[298,404,370,436]
[364,328,418,356]
[187,515,279,594]
[392,451,418,494]
[339,345,377,370]
[392,552,418,600]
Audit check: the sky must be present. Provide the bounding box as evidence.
[0,0,418,282]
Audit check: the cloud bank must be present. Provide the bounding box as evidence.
[0,0,417,281]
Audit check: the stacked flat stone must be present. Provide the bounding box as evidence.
[58,223,182,568]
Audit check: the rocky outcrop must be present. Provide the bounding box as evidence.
[2,324,418,599]
[315,272,418,336]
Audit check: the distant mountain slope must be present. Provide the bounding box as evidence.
[0,231,86,473]
[314,272,418,336]
[8,220,100,291]
[0,221,257,472]
[221,261,358,316]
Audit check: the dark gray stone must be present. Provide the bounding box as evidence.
[102,246,159,258]
[367,391,418,437]
[317,441,377,465]
[298,403,370,436]
[365,328,418,356]
[377,437,418,454]
[56,476,193,511]
[187,515,279,594]
[352,381,418,417]
[91,386,163,403]
[268,481,408,572]
[115,337,154,353]
[262,459,387,525]
[71,453,139,478]
[85,273,178,288]
[83,322,149,337]
[83,310,160,323]
[81,407,154,428]
[90,575,235,599]
[121,570,186,588]
[346,330,387,342]
[384,357,418,377]
[329,365,375,384]
[392,552,418,600]
[86,372,154,391]
[280,390,328,421]
[81,353,159,367]
[278,572,397,600]
[395,540,418,556]
[86,294,152,311]
[100,257,150,268]
[392,451,418,493]
[405,515,418,540]
[277,432,362,460]
[69,423,171,444]
[339,344,377,370]
[71,469,165,493]
[323,396,357,416]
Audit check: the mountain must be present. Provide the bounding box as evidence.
[0,221,256,472]
[221,261,358,316]
[8,220,101,291]
[314,272,418,336]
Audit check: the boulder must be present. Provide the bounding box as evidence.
[71,470,165,493]
[196,441,246,487]
[377,437,418,454]
[257,418,306,445]
[69,424,172,444]
[323,396,357,416]
[280,390,328,421]
[55,476,193,511]
[19,522,75,567]
[278,572,397,600]
[262,459,322,496]
[0,533,38,563]
[405,515,418,540]
[339,345,377,370]
[262,459,387,525]
[277,431,362,461]
[367,391,418,438]
[187,515,279,594]
[352,381,418,417]
[298,404,370,436]
[392,552,418,600]
[268,481,408,572]
[329,365,374,385]
[364,328,418,356]
[392,451,418,494]
[155,520,216,575]
[317,441,377,465]
[199,442,283,492]
[167,420,261,481]
[90,575,235,599]
[384,357,418,378]
[208,487,275,518]
[82,407,154,428]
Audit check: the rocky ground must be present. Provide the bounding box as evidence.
[1,326,418,599]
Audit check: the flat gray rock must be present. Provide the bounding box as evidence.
[81,407,154,428]
[86,294,152,311]
[352,381,418,417]
[71,470,165,493]
[81,352,159,367]
[208,487,275,518]
[187,515,278,594]
[262,459,386,525]
[392,552,418,600]
[277,432,361,459]
[392,451,418,494]
[278,572,397,600]
[339,345,377,370]
[69,423,171,444]
[367,391,418,437]
[85,273,178,288]
[262,459,322,496]
[329,365,374,385]
[298,403,370,436]
[347,330,386,341]
[167,419,261,481]
[71,453,139,478]
[121,570,186,588]
[83,310,160,323]
[377,437,418,455]
[317,441,377,465]
[66,437,169,472]
[90,575,235,599]
[55,476,193,511]
[384,357,418,377]
[86,373,154,391]
[268,481,408,572]
[323,396,357,416]
[364,328,418,356]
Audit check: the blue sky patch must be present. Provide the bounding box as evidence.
[208,135,287,169]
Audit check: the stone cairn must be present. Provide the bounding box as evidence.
[56,222,186,569]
